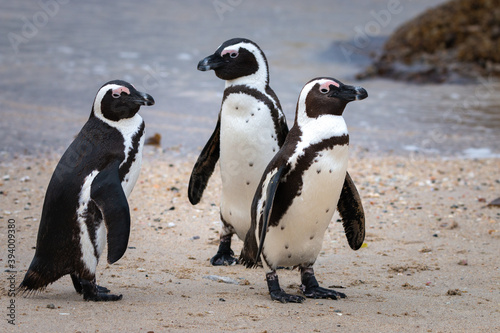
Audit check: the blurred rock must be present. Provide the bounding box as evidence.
[145,133,162,146]
[358,0,500,83]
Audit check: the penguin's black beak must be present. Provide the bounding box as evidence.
[330,84,368,102]
[198,53,225,71]
[133,92,155,106]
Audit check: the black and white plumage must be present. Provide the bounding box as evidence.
[188,38,288,266]
[19,80,154,301]
[241,77,367,303]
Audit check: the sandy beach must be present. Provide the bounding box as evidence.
[1,147,498,332]
[1,1,499,332]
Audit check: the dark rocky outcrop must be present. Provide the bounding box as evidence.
[358,0,500,83]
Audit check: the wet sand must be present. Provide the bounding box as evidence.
[1,148,499,332]
[1,0,499,159]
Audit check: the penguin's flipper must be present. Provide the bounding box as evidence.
[188,116,221,205]
[255,165,285,262]
[265,86,289,147]
[90,161,130,264]
[337,171,365,250]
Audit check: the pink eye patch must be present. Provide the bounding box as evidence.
[111,86,130,98]
[319,80,339,91]
[221,48,238,56]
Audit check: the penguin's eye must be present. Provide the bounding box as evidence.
[320,87,329,94]
[112,92,121,98]
[230,52,238,58]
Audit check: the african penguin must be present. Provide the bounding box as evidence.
[188,38,288,266]
[19,80,155,301]
[241,77,367,303]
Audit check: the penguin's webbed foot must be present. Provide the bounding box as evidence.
[81,279,122,302]
[71,274,111,294]
[210,235,237,266]
[84,291,122,302]
[210,252,238,266]
[266,271,305,303]
[301,285,346,300]
[299,266,346,300]
[270,289,305,303]
[96,285,111,293]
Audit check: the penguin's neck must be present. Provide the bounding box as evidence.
[225,66,268,91]
[294,98,348,140]
[92,108,144,139]
[296,113,348,143]
[287,114,348,171]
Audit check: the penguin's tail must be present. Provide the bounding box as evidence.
[18,271,47,295]
[239,254,262,269]
[240,229,261,269]
[18,257,64,296]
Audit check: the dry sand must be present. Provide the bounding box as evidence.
[1,147,499,332]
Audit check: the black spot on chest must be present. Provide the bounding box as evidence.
[222,85,288,147]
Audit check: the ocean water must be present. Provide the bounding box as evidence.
[0,0,498,159]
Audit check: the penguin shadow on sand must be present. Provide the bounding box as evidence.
[238,77,368,303]
[19,80,155,301]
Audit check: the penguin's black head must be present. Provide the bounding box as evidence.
[197,38,269,83]
[93,80,155,121]
[301,77,367,117]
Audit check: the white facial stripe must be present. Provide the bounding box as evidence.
[290,78,348,168]
[297,79,332,125]
[93,84,126,120]
[300,79,334,101]
[222,42,261,57]
[223,42,269,90]
[93,83,144,131]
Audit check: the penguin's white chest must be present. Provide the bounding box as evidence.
[114,115,145,198]
[219,93,280,239]
[263,145,349,268]
[76,116,144,273]
[121,132,145,198]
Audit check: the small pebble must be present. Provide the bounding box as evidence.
[447,289,462,296]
